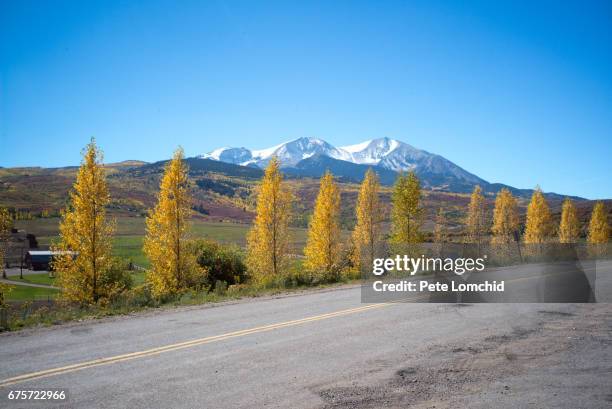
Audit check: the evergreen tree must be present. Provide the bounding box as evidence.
[53,139,115,303]
[587,201,609,244]
[352,169,384,272]
[144,147,202,298]
[524,187,552,243]
[246,157,293,280]
[559,198,580,243]
[466,185,487,245]
[389,171,423,246]
[304,171,342,278]
[491,188,519,244]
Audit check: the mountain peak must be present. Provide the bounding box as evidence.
[198,136,487,190]
[340,137,401,165]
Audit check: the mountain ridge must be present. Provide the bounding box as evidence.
[198,136,510,194]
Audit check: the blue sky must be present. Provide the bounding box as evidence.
[1,0,611,199]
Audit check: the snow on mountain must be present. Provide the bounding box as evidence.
[252,137,353,167]
[340,137,401,165]
[200,147,252,165]
[200,137,352,168]
[340,139,372,153]
[199,136,487,187]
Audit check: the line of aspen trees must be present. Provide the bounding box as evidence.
[245,156,610,283]
[16,139,608,305]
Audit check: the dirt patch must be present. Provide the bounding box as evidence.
[317,305,610,409]
[538,310,575,317]
[451,346,480,354]
[483,327,537,344]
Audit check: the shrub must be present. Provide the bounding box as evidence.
[192,239,248,290]
[227,283,249,295]
[122,283,156,308]
[213,280,228,296]
[101,258,134,292]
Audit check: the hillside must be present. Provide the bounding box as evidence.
[0,157,608,236]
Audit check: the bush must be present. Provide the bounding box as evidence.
[122,283,156,308]
[101,258,134,292]
[192,239,248,290]
[227,283,249,295]
[213,280,228,296]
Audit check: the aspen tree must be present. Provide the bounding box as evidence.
[0,207,12,279]
[389,171,423,246]
[0,207,12,301]
[433,207,448,257]
[524,187,552,243]
[304,171,341,278]
[490,188,519,244]
[559,198,580,243]
[434,208,448,244]
[466,185,487,245]
[246,157,293,280]
[352,169,384,272]
[144,147,201,298]
[53,139,115,303]
[588,201,609,244]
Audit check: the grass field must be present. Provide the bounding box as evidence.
[6,216,314,302]
[7,273,56,286]
[3,271,147,302]
[4,284,59,301]
[15,216,312,269]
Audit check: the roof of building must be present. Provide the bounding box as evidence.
[27,250,76,255]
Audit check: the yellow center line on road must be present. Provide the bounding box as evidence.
[0,302,400,388]
[0,266,594,388]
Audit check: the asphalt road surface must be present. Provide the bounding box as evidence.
[1,262,611,408]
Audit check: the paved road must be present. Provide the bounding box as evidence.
[4,268,47,277]
[1,269,58,289]
[0,262,611,408]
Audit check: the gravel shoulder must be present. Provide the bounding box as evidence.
[316,304,612,409]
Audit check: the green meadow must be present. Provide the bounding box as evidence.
[16,216,310,270]
[4,284,60,302]
[7,273,56,286]
[8,217,344,301]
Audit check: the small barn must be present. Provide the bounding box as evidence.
[25,251,76,271]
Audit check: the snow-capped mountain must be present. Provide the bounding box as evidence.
[205,147,253,165]
[199,136,486,189]
[341,138,402,165]
[200,137,352,168]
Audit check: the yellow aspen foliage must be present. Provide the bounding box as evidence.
[524,187,552,243]
[559,198,580,243]
[52,139,116,304]
[389,171,423,246]
[246,156,293,280]
[0,207,12,278]
[433,207,448,258]
[304,171,342,277]
[352,169,384,272]
[433,207,448,244]
[144,147,203,298]
[587,201,609,244]
[466,185,487,245]
[0,207,12,301]
[491,188,519,244]
[0,281,10,306]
